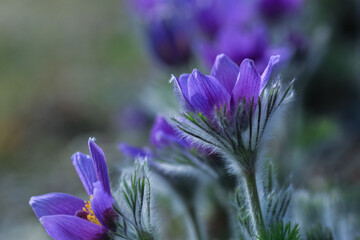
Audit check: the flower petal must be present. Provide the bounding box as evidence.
[188,69,230,117]
[88,138,111,195]
[92,182,118,231]
[72,152,98,196]
[232,59,261,104]
[40,215,109,240]
[210,54,239,94]
[260,55,280,92]
[30,193,85,219]
[150,115,177,148]
[171,74,194,111]
[118,142,153,159]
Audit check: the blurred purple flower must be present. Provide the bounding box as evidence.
[147,16,192,67]
[119,115,189,159]
[200,25,268,70]
[173,53,280,118]
[150,115,189,148]
[30,139,117,240]
[118,143,153,159]
[259,0,303,19]
[192,0,256,38]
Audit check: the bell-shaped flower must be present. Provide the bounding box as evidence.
[173,53,280,119]
[30,139,118,240]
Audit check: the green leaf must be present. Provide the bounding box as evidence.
[256,221,301,240]
[305,224,333,240]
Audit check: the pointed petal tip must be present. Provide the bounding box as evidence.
[215,53,227,61]
[191,68,201,75]
[88,137,96,146]
[169,74,177,83]
[71,152,82,163]
[270,55,280,64]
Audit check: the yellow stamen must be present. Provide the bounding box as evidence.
[83,195,101,226]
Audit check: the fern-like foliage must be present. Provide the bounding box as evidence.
[256,221,301,240]
[305,224,333,240]
[111,161,155,240]
[262,161,292,226]
[232,187,254,238]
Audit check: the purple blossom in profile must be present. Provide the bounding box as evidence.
[173,53,280,119]
[150,115,189,148]
[147,15,192,67]
[259,0,303,19]
[30,139,117,240]
[119,115,189,159]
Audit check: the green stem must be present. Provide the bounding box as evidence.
[244,171,265,234]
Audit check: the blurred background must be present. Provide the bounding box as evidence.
[0,0,359,239]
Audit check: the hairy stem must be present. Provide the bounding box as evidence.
[186,203,204,240]
[244,171,265,234]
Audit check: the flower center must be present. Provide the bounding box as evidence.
[82,195,101,226]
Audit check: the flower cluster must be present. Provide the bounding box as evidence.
[128,0,304,68]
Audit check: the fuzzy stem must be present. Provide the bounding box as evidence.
[186,203,203,240]
[243,171,265,234]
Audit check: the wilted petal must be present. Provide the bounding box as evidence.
[88,139,111,195]
[118,142,152,159]
[188,69,230,117]
[30,193,84,219]
[92,182,118,231]
[260,55,280,92]
[40,215,109,240]
[72,152,98,196]
[232,59,261,104]
[211,54,239,94]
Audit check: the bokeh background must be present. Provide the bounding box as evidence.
[0,0,359,239]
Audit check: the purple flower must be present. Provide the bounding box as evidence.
[259,0,303,19]
[30,139,117,240]
[173,54,280,118]
[118,143,153,159]
[199,24,286,73]
[147,15,192,67]
[150,115,189,148]
[192,0,256,38]
[119,115,189,159]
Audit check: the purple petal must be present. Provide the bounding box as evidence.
[72,152,98,196]
[92,182,118,231]
[232,59,261,104]
[188,69,230,117]
[40,215,109,240]
[30,193,84,219]
[210,54,239,94]
[118,142,153,159]
[260,55,280,92]
[88,139,111,195]
[150,115,176,147]
[172,74,194,111]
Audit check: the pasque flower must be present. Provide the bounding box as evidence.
[147,15,192,67]
[173,54,294,235]
[30,139,117,240]
[119,115,189,159]
[173,53,280,119]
